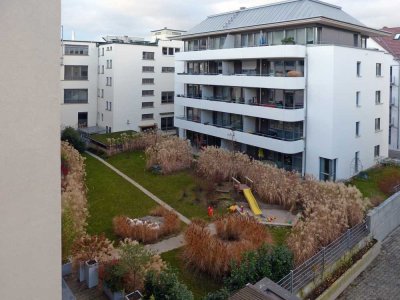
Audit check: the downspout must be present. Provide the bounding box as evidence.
[397,62,400,149]
[303,51,308,178]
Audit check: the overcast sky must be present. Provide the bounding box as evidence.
[61,0,399,41]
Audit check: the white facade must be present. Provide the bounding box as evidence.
[175,4,391,180]
[60,41,98,129]
[368,38,400,150]
[97,38,183,132]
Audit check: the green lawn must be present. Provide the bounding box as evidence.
[348,165,400,205]
[105,151,208,220]
[161,248,223,300]
[84,154,157,240]
[90,130,136,145]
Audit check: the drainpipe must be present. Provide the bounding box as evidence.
[397,62,400,149]
[302,51,308,178]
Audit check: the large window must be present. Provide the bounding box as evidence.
[162,67,175,73]
[161,116,174,130]
[142,66,154,72]
[64,44,88,55]
[142,78,154,85]
[161,91,174,103]
[142,52,154,60]
[64,89,88,104]
[142,113,154,120]
[142,102,154,108]
[64,65,88,80]
[319,158,337,181]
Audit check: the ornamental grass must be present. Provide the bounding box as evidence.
[183,216,271,278]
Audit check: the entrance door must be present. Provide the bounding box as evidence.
[78,112,88,128]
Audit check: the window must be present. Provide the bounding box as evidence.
[102,48,104,56]
[356,91,360,107]
[142,102,154,108]
[162,67,175,73]
[375,118,381,131]
[161,116,174,130]
[357,61,361,77]
[375,91,381,104]
[168,47,174,55]
[162,47,175,55]
[395,33,400,40]
[64,44,88,55]
[319,158,337,181]
[106,101,108,110]
[356,121,360,136]
[175,48,180,53]
[78,112,88,128]
[142,78,154,85]
[143,52,154,60]
[64,89,88,104]
[101,89,104,98]
[109,102,112,111]
[101,113,103,121]
[142,90,154,96]
[64,65,88,80]
[106,59,112,69]
[162,47,168,55]
[142,113,154,120]
[161,91,174,103]
[355,151,359,173]
[376,63,382,76]
[101,65,104,74]
[109,77,112,86]
[98,65,100,74]
[106,77,112,86]
[142,66,154,72]
[374,145,380,157]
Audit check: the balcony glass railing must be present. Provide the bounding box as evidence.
[177,71,304,77]
[177,94,303,109]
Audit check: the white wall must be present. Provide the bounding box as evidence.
[60,41,98,128]
[306,45,391,180]
[97,39,183,132]
[0,0,61,298]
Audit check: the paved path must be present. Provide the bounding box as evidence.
[338,226,400,300]
[86,151,191,225]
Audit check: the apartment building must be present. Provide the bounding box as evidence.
[174,0,391,181]
[368,27,400,151]
[61,40,98,129]
[97,30,184,133]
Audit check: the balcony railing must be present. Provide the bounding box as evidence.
[177,71,303,77]
[177,94,303,109]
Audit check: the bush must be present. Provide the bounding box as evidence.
[71,234,114,264]
[183,216,272,278]
[113,207,180,244]
[61,127,85,153]
[203,288,230,300]
[224,245,293,293]
[99,260,124,292]
[144,269,193,300]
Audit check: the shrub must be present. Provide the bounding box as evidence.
[71,233,114,264]
[224,245,293,293]
[145,136,192,174]
[113,207,180,243]
[61,127,86,153]
[144,269,193,300]
[99,260,124,292]
[62,206,79,262]
[203,288,230,300]
[106,131,159,155]
[183,216,271,278]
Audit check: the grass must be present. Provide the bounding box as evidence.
[105,151,208,220]
[269,226,291,246]
[90,130,136,144]
[161,248,223,300]
[84,154,157,240]
[348,165,400,206]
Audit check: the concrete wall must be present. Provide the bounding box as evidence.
[0,0,61,298]
[367,191,400,241]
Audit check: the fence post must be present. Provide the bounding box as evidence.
[290,270,294,294]
[321,247,326,280]
[347,229,351,249]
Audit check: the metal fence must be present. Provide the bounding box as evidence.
[277,221,369,294]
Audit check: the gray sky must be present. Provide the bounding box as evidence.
[61,0,400,41]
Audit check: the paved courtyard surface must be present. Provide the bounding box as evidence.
[338,226,400,300]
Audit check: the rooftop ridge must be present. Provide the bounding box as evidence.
[207,0,341,19]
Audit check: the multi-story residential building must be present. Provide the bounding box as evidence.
[61,40,98,129]
[97,30,184,133]
[368,27,400,152]
[174,0,391,181]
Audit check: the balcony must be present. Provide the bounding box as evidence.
[176,73,305,90]
[175,117,304,154]
[176,95,304,122]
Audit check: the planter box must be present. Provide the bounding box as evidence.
[103,284,124,300]
[85,259,99,288]
[79,262,85,282]
[62,261,72,277]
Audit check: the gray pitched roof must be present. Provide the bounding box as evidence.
[185,0,365,36]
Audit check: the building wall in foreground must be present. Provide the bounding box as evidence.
[0,0,61,298]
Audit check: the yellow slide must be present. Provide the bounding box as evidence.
[243,188,262,216]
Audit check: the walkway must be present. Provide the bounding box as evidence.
[86,151,191,225]
[338,226,400,299]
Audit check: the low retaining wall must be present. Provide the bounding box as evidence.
[316,242,381,300]
[367,191,400,241]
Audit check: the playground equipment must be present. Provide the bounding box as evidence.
[232,177,263,216]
